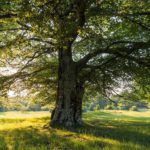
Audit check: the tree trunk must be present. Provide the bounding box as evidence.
[50,48,84,127]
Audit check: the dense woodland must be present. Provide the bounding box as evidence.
[0,0,150,127]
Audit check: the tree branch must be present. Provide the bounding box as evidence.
[88,7,150,17]
[0,13,17,19]
[123,16,150,30]
[77,40,150,70]
[28,37,55,45]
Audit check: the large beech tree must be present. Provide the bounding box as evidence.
[0,0,150,127]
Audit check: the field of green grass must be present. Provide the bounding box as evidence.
[0,110,150,150]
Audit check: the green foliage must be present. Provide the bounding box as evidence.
[0,0,150,107]
[83,97,149,112]
[104,105,113,110]
[0,96,52,112]
[130,106,138,111]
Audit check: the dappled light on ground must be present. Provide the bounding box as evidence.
[0,111,150,150]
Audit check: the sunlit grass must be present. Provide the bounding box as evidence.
[0,111,50,118]
[0,110,150,150]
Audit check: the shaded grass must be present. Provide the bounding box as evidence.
[0,111,150,150]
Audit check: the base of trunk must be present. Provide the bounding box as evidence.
[50,120,83,128]
[50,107,83,128]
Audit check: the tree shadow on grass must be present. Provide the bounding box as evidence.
[0,116,150,150]
[0,134,8,150]
[0,127,108,150]
[59,121,150,147]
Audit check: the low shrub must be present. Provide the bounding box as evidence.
[130,106,138,111]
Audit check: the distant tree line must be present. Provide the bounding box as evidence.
[83,99,149,112]
[0,97,52,112]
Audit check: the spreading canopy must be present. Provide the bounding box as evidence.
[0,0,150,100]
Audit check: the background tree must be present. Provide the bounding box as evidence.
[0,0,150,127]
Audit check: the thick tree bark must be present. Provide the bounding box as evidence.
[51,48,84,127]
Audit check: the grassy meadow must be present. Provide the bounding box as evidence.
[0,110,150,150]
